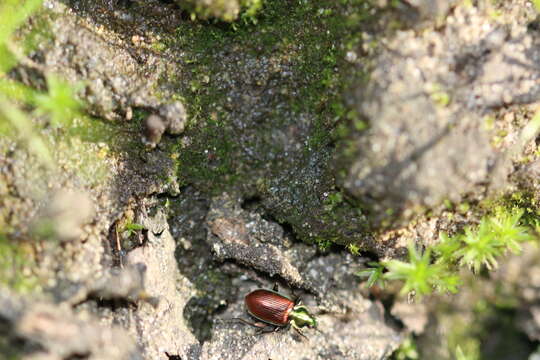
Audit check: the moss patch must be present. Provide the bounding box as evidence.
[0,235,38,293]
[155,0,379,249]
[167,0,372,185]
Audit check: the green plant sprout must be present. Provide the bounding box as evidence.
[0,0,83,168]
[0,97,53,165]
[455,345,480,360]
[358,208,537,297]
[356,261,386,288]
[433,232,461,265]
[454,208,535,273]
[383,244,460,296]
[347,243,361,255]
[239,0,263,24]
[392,336,419,360]
[0,0,50,164]
[455,221,503,273]
[0,0,42,44]
[34,74,82,127]
[534,0,540,13]
[123,222,145,237]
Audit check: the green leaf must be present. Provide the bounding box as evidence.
[394,336,419,360]
[125,223,145,231]
[489,208,534,254]
[455,345,480,360]
[356,262,385,288]
[123,223,145,237]
[0,77,36,102]
[456,221,503,273]
[434,232,462,265]
[383,244,458,297]
[0,43,17,73]
[0,97,53,166]
[0,0,43,45]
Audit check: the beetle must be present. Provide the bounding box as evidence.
[234,285,317,339]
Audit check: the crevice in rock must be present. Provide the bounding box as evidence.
[240,194,262,212]
[164,352,183,360]
[64,352,91,360]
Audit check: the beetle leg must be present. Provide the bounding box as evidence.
[290,320,308,341]
[255,325,278,335]
[231,318,279,336]
[231,318,267,329]
[272,283,279,292]
[294,327,308,341]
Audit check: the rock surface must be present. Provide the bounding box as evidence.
[2,0,540,359]
[342,2,540,226]
[122,211,200,360]
[0,288,139,360]
[205,299,400,360]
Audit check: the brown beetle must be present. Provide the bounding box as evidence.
[235,285,317,338]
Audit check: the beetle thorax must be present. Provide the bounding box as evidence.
[289,305,316,328]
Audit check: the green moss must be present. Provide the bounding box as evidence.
[481,191,540,230]
[148,0,380,251]
[166,0,375,189]
[0,234,38,293]
[315,237,334,251]
[177,118,240,192]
